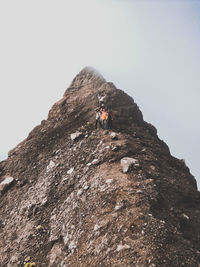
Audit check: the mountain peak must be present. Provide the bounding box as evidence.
[0,68,199,266]
[67,66,106,92]
[78,66,101,76]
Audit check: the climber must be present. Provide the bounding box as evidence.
[95,108,102,129]
[98,94,105,105]
[101,108,108,129]
[107,108,114,130]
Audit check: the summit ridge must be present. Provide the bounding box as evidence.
[67,66,106,93]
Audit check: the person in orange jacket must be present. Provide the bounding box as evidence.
[101,108,108,129]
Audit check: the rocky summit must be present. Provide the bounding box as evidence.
[0,67,200,267]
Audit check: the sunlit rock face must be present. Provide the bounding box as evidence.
[0,67,199,267]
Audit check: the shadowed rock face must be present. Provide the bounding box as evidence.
[0,67,200,267]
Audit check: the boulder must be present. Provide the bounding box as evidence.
[110,132,118,140]
[120,157,139,173]
[70,131,83,141]
[0,176,15,193]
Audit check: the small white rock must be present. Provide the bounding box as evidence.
[150,165,156,171]
[63,236,69,245]
[116,244,130,251]
[115,205,122,211]
[110,132,118,140]
[70,131,82,141]
[92,159,99,165]
[136,190,143,194]
[41,197,48,206]
[181,213,189,220]
[106,179,113,184]
[47,160,56,171]
[67,168,74,175]
[77,189,83,196]
[94,224,100,231]
[83,185,89,190]
[141,230,145,235]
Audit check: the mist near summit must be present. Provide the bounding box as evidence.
[0,0,199,187]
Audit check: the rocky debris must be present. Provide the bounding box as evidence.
[116,243,131,251]
[114,202,124,211]
[46,160,56,172]
[67,167,74,174]
[0,176,15,193]
[111,144,122,152]
[120,157,139,173]
[0,67,200,266]
[181,213,190,220]
[70,131,83,141]
[110,132,118,140]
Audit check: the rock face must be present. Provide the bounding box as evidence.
[0,67,200,267]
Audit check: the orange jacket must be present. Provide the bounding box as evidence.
[101,111,108,121]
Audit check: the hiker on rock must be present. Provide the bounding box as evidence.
[95,108,102,129]
[101,108,108,129]
[107,108,114,130]
[98,94,106,106]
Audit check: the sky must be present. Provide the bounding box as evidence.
[0,0,199,188]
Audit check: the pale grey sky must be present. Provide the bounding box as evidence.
[0,0,200,188]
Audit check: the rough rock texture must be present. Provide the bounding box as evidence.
[0,67,200,267]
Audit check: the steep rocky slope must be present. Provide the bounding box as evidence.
[0,67,200,267]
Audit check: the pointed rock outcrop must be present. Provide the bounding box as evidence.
[0,67,199,266]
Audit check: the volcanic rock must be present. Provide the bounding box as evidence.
[0,67,200,266]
